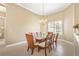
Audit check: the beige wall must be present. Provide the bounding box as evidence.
[5,3,76,44]
[46,11,64,34]
[40,4,74,43]
[74,3,79,25]
[6,4,40,44]
[63,4,74,42]
[40,11,64,33]
[40,16,48,33]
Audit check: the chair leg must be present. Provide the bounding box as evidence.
[38,47,40,52]
[45,48,47,56]
[48,45,51,53]
[55,42,57,47]
[31,49,34,55]
[50,46,52,50]
[27,46,29,51]
[53,43,54,48]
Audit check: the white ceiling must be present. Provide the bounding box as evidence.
[17,3,71,15]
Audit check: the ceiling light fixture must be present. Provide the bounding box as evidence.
[40,3,47,24]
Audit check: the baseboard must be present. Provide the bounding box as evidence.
[6,39,74,47]
[59,39,74,46]
[6,41,26,47]
[0,39,5,46]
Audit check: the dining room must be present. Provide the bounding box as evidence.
[0,3,77,56]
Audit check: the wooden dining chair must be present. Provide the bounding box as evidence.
[25,34,38,55]
[47,32,54,42]
[40,32,42,37]
[46,32,54,50]
[38,38,51,56]
[54,33,59,44]
[48,32,53,35]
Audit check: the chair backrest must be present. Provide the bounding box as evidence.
[36,32,38,37]
[25,34,34,48]
[52,34,55,42]
[55,33,59,42]
[30,32,33,35]
[47,32,53,39]
[45,32,53,45]
[40,32,42,37]
[48,32,53,35]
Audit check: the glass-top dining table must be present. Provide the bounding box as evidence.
[35,37,46,43]
[34,33,47,43]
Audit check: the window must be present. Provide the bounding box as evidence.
[48,20,62,35]
[0,16,5,39]
[48,22,54,32]
[0,4,6,40]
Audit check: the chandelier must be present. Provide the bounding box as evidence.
[40,3,47,24]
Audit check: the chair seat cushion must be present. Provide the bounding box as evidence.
[38,42,48,47]
[34,42,39,45]
[38,42,45,47]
